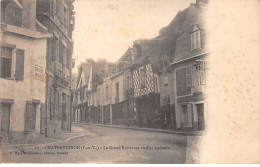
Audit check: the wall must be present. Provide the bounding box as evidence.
[111,72,124,104]
[0,31,47,135]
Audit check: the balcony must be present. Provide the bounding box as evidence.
[163,96,170,105]
[54,61,71,88]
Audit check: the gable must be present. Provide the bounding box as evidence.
[76,71,86,89]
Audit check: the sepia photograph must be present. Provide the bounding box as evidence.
[0,0,259,164]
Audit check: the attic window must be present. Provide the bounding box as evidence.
[191,26,201,50]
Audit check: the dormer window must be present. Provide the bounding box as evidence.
[190,25,201,50]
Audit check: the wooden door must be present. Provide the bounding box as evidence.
[197,104,205,131]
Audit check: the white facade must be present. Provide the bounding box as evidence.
[0,24,51,139]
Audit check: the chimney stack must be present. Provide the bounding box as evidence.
[22,0,36,29]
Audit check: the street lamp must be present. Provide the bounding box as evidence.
[194,59,203,71]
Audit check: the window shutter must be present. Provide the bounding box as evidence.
[200,62,206,85]
[15,49,25,81]
[194,67,200,86]
[197,31,201,48]
[40,103,46,134]
[186,65,193,87]
[54,91,59,119]
[58,93,62,120]
[25,101,32,132]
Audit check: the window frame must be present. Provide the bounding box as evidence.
[186,65,193,87]
[0,46,13,79]
[139,67,146,88]
[191,30,201,50]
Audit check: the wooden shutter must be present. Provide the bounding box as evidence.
[25,101,32,132]
[191,33,194,50]
[186,65,193,87]
[200,62,206,85]
[40,103,46,134]
[15,49,25,81]
[59,93,62,120]
[54,91,59,119]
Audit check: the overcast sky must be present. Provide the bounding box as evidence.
[72,0,195,72]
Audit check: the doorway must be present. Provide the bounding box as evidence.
[196,103,205,131]
[1,103,11,132]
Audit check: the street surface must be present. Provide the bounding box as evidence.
[0,124,189,163]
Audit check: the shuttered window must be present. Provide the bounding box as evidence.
[15,49,25,81]
[0,46,12,79]
[25,101,33,132]
[191,30,201,50]
[186,65,193,87]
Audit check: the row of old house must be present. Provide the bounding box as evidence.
[0,0,75,143]
[73,0,208,131]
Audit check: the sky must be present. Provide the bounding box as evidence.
[72,0,195,72]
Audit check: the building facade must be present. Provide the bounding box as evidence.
[0,0,52,142]
[162,1,208,131]
[36,0,75,134]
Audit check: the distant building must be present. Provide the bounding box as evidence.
[0,0,51,142]
[74,0,208,131]
[73,59,115,124]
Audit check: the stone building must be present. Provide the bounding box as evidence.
[170,2,208,131]
[0,0,51,142]
[157,0,208,131]
[36,0,75,134]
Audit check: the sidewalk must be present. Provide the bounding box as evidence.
[185,135,201,164]
[0,126,93,148]
[74,122,203,136]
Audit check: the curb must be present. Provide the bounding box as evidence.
[74,123,202,136]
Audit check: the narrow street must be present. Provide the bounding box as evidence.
[0,124,188,163]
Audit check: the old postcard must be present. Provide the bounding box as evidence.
[0,0,259,164]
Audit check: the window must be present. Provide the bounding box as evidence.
[106,85,109,98]
[186,65,193,87]
[82,89,85,100]
[182,105,188,126]
[0,46,12,79]
[126,75,131,90]
[116,82,119,98]
[53,36,59,61]
[191,30,201,50]
[52,0,57,13]
[59,41,63,64]
[66,49,70,69]
[140,67,146,88]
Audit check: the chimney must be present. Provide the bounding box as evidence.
[22,0,36,29]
